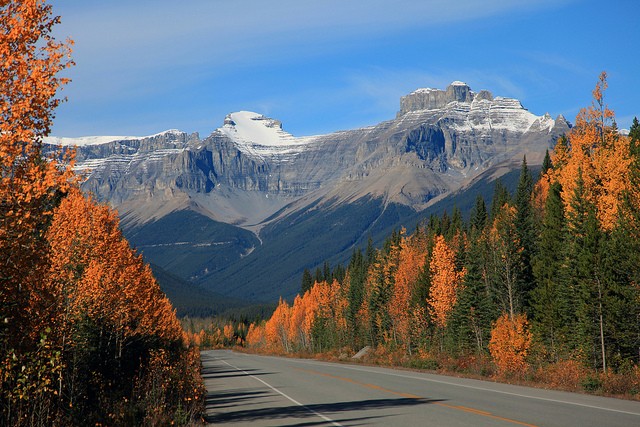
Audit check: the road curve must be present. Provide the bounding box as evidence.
[202,349,640,426]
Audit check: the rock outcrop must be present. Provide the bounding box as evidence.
[399,81,480,116]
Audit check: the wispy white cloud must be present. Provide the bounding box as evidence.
[52,0,581,135]
[58,0,575,79]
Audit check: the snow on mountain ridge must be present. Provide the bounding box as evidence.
[44,135,139,147]
[44,129,187,147]
[400,83,559,134]
[216,111,316,158]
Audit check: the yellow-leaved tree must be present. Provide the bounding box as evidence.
[1,1,74,424]
[428,234,466,328]
[489,312,532,377]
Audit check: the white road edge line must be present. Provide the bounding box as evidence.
[218,358,343,427]
[284,358,640,417]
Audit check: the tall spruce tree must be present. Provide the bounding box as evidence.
[515,156,536,312]
[447,232,495,355]
[323,261,332,283]
[531,181,570,360]
[566,169,606,371]
[470,195,488,233]
[450,206,464,238]
[301,268,314,294]
[541,149,553,176]
[490,179,511,220]
[629,117,640,143]
[346,249,367,348]
[600,217,640,367]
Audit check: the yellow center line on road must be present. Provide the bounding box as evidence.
[294,367,539,427]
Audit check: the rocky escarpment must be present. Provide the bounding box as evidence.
[47,82,570,229]
[398,81,495,116]
[44,81,573,302]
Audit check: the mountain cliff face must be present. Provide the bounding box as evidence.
[46,82,570,302]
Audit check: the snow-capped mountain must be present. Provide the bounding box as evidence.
[217,111,315,158]
[46,82,570,302]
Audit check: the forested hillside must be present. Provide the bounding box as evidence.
[0,1,203,425]
[245,74,640,394]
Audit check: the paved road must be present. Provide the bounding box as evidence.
[202,349,640,426]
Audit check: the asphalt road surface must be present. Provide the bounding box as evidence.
[202,349,640,426]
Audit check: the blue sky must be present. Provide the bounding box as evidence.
[51,0,639,138]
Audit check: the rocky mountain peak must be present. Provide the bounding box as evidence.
[398,81,494,116]
[215,111,315,158]
[445,81,474,103]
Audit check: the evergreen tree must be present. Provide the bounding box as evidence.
[490,179,511,220]
[427,214,441,235]
[346,249,366,347]
[629,117,640,141]
[531,181,570,360]
[332,263,346,285]
[365,237,376,264]
[450,206,464,237]
[600,218,640,367]
[514,156,536,313]
[323,261,332,283]
[470,195,488,234]
[541,149,553,176]
[447,232,494,355]
[566,169,606,371]
[301,268,314,294]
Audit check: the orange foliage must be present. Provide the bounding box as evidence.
[260,278,350,353]
[543,72,631,230]
[265,298,291,352]
[532,170,552,218]
[428,235,466,328]
[489,312,532,376]
[0,2,204,422]
[288,294,307,349]
[390,233,427,348]
[298,279,348,351]
[534,359,588,392]
[313,279,348,336]
[46,188,183,346]
[223,324,235,344]
[0,0,75,352]
[246,323,267,349]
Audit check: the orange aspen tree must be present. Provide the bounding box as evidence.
[288,294,307,350]
[0,0,74,358]
[489,312,532,376]
[328,278,349,344]
[302,284,322,346]
[40,182,202,424]
[308,279,348,350]
[223,324,235,345]
[544,72,631,230]
[428,235,466,328]
[390,233,427,350]
[47,189,182,346]
[246,323,267,349]
[265,298,291,352]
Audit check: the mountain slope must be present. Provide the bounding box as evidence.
[46,82,570,306]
